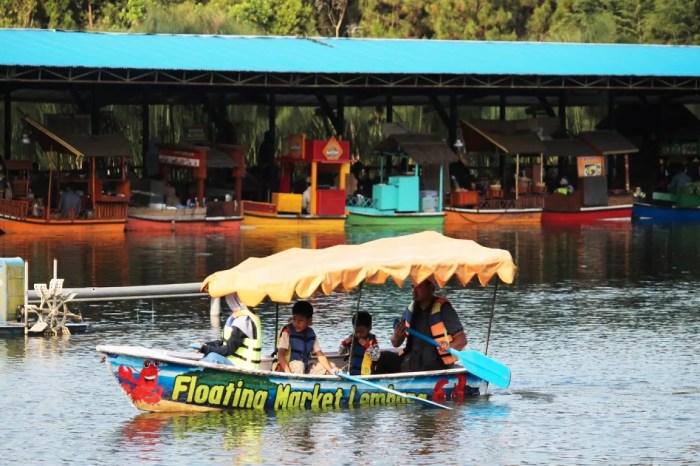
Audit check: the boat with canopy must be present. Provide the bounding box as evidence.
[97,231,516,412]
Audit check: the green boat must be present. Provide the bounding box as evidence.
[346,133,453,228]
[346,206,445,227]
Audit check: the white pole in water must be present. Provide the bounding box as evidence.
[24,260,29,335]
[210,297,221,316]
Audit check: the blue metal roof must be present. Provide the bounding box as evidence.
[1,28,700,77]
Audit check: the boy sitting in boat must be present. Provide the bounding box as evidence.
[275,300,337,375]
[195,294,262,370]
[338,311,381,375]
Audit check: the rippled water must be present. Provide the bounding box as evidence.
[1,223,699,464]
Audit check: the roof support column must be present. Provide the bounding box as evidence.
[90,93,101,135]
[499,94,506,120]
[268,93,276,142]
[538,96,556,117]
[337,94,345,137]
[559,92,567,133]
[607,92,616,130]
[315,94,343,136]
[141,102,149,166]
[3,89,10,160]
[449,94,458,152]
[386,95,393,123]
[429,95,450,131]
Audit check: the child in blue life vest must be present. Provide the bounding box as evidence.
[339,311,380,375]
[275,300,337,375]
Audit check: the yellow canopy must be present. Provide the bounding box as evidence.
[201,231,516,307]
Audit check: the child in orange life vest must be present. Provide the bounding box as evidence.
[339,311,381,375]
[276,300,337,375]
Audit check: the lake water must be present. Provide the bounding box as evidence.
[0,223,698,464]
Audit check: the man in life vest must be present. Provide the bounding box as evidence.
[275,300,337,374]
[376,277,467,373]
[555,177,574,195]
[339,311,380,375]
[195,294,262,370]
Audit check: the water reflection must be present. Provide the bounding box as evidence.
[3,221,699,289]
[2,223,700,464]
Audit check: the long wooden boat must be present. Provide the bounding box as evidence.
[444,206,542,226]
[241,135,349,229]
[632,201,700,223]
[541,205,632,224]
[345,133,454,228]
[242,200,345,229]
[632,189,700,223]
[0,201,126,234]
[442,189,544,226]
[97,231,516,412]
[126,205,242,233]
[0,118,130,234]
[96,346,482,412]
[345,206,444,227]
[541,191,633,225]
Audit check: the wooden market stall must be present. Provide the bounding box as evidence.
[242,134,351,227]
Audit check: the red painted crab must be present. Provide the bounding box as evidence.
[118,359,164,405]
[432,374,467,401]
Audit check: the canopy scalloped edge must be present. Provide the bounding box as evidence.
[201,231,516,307]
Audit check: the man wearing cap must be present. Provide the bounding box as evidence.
[377,278,467,373]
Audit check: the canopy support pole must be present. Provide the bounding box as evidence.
[515,154,520,200]
[210,297,220,316]
[484,280,499,356]
[273,302,280,356]
[344,282,364,374]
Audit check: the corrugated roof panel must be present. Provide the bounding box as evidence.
[1,29,700,77]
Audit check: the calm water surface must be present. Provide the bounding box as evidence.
[0,223,698,465]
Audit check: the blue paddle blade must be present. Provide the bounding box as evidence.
[449,348,511,389]
[406,328,512,389]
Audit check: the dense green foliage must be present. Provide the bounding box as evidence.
[2,0,697,43]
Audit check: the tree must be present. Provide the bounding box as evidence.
[426,0,517,40]
[644,0,700,44]
[0,0,40,28]
[227,0,315,36]
[358,0,431,38]
[316,0,350,37]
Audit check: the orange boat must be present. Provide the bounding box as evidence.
[0,116,130,234]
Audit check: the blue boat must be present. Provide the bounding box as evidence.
[632,190,700,223]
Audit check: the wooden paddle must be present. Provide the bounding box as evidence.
[406,328,511,389]
[335,371,452,410]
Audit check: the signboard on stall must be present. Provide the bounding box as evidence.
[157,143,208,179]
[577,156,605,178]
[159,148,201,168]
[307,137,350,163]
[661,142,699,156]
[322,137,344,161]
[286,134,306,160]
